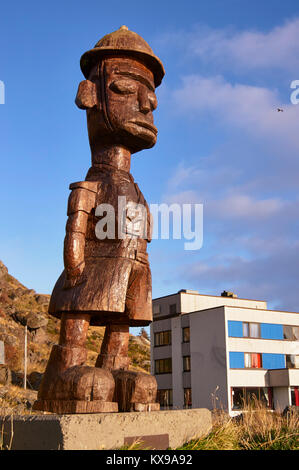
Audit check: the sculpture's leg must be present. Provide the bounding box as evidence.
[96,324,130,370]
[37,313,91,398]
[33,313,118,413]
[96,323,160,412]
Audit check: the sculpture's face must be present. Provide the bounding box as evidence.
[86,57,158,153]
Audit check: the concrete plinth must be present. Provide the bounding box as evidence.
[0,408,212,450]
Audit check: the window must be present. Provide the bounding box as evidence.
[155,358,172,374]
[227,321,261,338]
[182,327,190,343]
[183,356,191,372]
[230,352,285,369]
[286,355,299,369]
[169,304,177,315]
[243,322,249,337]
[291,387,299,406]
[184,388,192,408]
[231,352,285,369]
[244,353,262,368]
[243,322,260,338]
[153,304,161,315]
[154,330,171,347]
[231,387,273,410]
[250,323,260,338]
[228,321,299,341]
[157,389,173,408]
[284,326,299,341]
[231,387,244,410]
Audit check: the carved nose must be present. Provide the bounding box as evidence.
[138,87,151,114]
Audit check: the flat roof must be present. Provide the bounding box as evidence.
[153,303,299,322]
[225,304,299,315]
[153,290,266,303]
[185,304,299,316]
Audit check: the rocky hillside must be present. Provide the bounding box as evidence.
[0,260,150,414]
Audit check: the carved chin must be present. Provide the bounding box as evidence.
[121,121,157,149]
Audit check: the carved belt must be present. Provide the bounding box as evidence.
[85,249,149,264]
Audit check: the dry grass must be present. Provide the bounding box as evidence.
[178,400,299,450]
[237,402,299,450]
[0,385,38,416]
[0,413,14,450]
[0,385,36,450]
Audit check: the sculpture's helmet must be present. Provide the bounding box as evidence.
[80,25,165,87]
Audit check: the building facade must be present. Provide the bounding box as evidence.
[150,290,299,415]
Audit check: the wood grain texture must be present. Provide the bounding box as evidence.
[33,400,118,414]
[36,26,164,413]
[112,370,159,412]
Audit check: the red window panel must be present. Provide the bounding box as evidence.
[251,353,262,368]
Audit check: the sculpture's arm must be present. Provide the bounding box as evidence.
[146,201,153,243]
[63,181,97,288]
[133,182,153,243]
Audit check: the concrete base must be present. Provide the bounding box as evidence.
[0,408,212,450]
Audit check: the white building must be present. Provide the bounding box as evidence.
[150,289,299,415]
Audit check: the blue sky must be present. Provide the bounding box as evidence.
[1,0,299,334]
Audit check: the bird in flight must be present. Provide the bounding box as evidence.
[277,108,284,112]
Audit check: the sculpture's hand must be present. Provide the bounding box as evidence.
[63,230,86,289]
[63,260,85,289]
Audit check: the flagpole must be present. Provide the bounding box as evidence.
[24,325,27,390]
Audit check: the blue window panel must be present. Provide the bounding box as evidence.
[228,321,243,338]
[229,352,244,369]
[261,323,283,340]
[262,353,285,369]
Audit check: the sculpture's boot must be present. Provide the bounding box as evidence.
[35,343,87,400]
[96,323,160,411]
[33,313,118,413]
[112,370,160,412]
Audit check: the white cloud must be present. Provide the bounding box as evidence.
[172,74,299,152]
[164,158,299,229]
[209,194,284,219]
[158,18,299,73]
[164,187,284,220]
[191,18,299,71]
[181,241,299,311]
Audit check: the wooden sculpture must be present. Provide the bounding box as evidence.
[33,26,165,413]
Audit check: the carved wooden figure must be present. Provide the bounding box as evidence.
[33,26,165,413]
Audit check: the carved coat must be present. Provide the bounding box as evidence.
[48,165,152,326]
